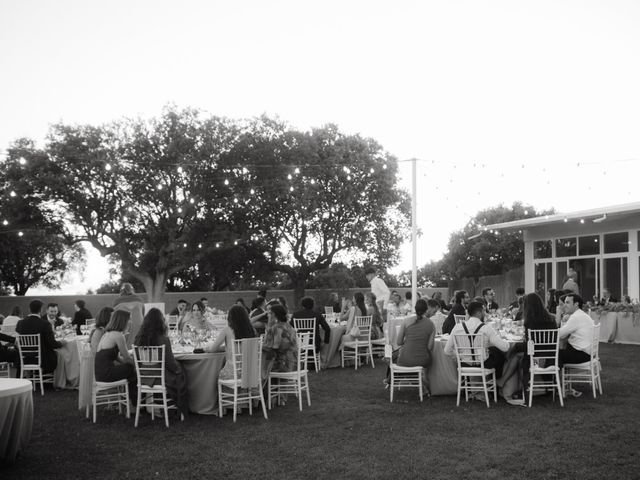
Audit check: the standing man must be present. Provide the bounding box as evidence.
[364,267,390,316]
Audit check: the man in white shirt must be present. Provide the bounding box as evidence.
[558,294,594,366]
[365,267,390,314]
[444,301,510,378]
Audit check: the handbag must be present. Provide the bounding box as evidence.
[350,325,360,338]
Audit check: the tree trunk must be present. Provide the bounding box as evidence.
[291,276,307,309]
[133,271,167,303]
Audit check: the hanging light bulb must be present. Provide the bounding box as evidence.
[18,231,24,236]
[177,166,183,173]
[233,198,238,203]
[310,179,315,185]
[157,184,163,190]
[294,167,300,174]
[224,179,229,185]
[383,164,387,170]
[287,174,292,180]
[234,240,238,245]
[242,167,248,174]
[190,198,195,204]
[250,188,255,195]
[290,186,294,192]
[2,220,8,226]
[183,243,187,247]
[10,191,17,197]
[370,168,374,174]
[198,243,202,248]
[215,243,220,248]
[18,157,26,165]
[177,207,182,213]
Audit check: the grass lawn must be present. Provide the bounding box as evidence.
[2,343,639,480]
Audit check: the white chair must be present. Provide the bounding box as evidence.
[218,337,268,422]
[386,342,424,402]
[454,314,466,325]
[431,313,445,335]
[0,362,10,378]
[210,314,228,331]
[268,332,311,411]
[527,329,564,408]
[165,315,179,331]
[341,316,375,370]
[133,345,183,427]
[563,324,602,398]
[452,333,497,408]
[324,307,334,316]
[85,319,96,328]
[292,318,320,372]
[16,334,54,396]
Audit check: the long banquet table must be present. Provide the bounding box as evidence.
[0,378,33,464]
[590,311,640,344]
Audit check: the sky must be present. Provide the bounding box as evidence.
[1,0,639,294]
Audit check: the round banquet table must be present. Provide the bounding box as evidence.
[175,351,226,415]
[54,335,88,390]
[0,379,33,464]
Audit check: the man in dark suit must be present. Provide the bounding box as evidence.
[442,290,470,334]
[16,299,64,374]
[291,296,331,352]
[41,302,64,330]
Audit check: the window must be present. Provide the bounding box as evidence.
[534,240,552,259]
[604,232,629,254]
[602,257,628,300]
[555,237,577,257]
[578,235,600,256]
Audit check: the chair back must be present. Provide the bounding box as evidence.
[354,316,373,340]
[85,319,96,328]
[295,332,311,370]
[165,315,179,331]
[230,337,262,389]
[430,313,445,335]
[16,334,42,368]
[452,332,489,368]
[454,315,466,325]
[590,324,601,360]
[527,329,560,367]
[324,307,334,316]
[133,345,166,388]
[293,317,316,332]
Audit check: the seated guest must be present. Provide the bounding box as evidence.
[2,306,22,332]
[235,298,251,314]
[432,291,449,312]
[89,307,114,354]
[42,303,64,329]
[442,290,470,335]
[181,301,213,332]
[386,292,406,317]
[328,292,341,313]
[278,296,290,315]
[396,299,438,369]
[169,299,190,325]
[597,288,617,306]
[0,332,20,373]
[444,301,510,378]
[509,287,525,310]
[95,310,137,405]
[249,296,269,335]
[72,300,93,335]
[16,299,64,374]
[203,305,256,380]
[340,292,369,346]
[366,293,384,340]
[558,294,594,367]
[546,288,558,314]
[292,296,331,352]
[263,305,298,373]
[482,287,499,312]
[200,297,215,313]
[134,308,188,416]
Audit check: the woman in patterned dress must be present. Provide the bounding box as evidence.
[263,304,298,372]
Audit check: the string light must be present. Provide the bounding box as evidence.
[2,220,8,226]
[233,198,238,203]
[9,191,16,197]
[215,243,220,248]
[287,174,292,180]
[18,231,23,236]
[105,163,112,171]
[189,198,194,204]
[183,243,187,247]
[177,166,183,173]
[157,184,162,190]
[289,186,294,192]
[177,207,182,213]
[250,188,255,195]
[233,240,238,245]
[294,167,300,174]
[198,243,202,248]
[18,157,26,165]
[224,179,229,185]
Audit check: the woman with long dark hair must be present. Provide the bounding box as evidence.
[366,293,384,340]
[546,288,558,314]
[134,308,189,416]
[95,310,137,404]
[204,305,256,380]
[89,307,114,353]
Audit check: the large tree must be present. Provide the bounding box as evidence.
[24,107,241,301]
[220,118,411,302]
[441,202,555,289]
[0,139,85,294]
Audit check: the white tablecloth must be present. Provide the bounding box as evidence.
[0,379,33,464]
[54,336,88,389]
[320,324,346,369]
[175,352,226,415]
[590,311,640,344]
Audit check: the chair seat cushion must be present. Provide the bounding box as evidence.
[342,341,370,348]
[391,365,423,373]
[531,365,559,374]
[459,367,495,374]
[95,379,128,387]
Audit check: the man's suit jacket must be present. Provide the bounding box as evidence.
[443,303,466,335]
[16,314,63,374]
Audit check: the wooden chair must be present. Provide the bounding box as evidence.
[452,333,497,408]
[268,332,311,411]
[341,316,374,370]
[563,324,602,398]
[217,337,268,422]
[16,334,54,396]
[527,329,564,407]
[133,345,183,427]
[292,318,320,372]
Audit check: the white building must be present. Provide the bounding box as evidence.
[486,202,640,303]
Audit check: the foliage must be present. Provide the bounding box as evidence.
[396,260,449,288]
[220,118,411,301]
[22,106,241,301]
[0,138,85,295]
[440,202,555,282]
